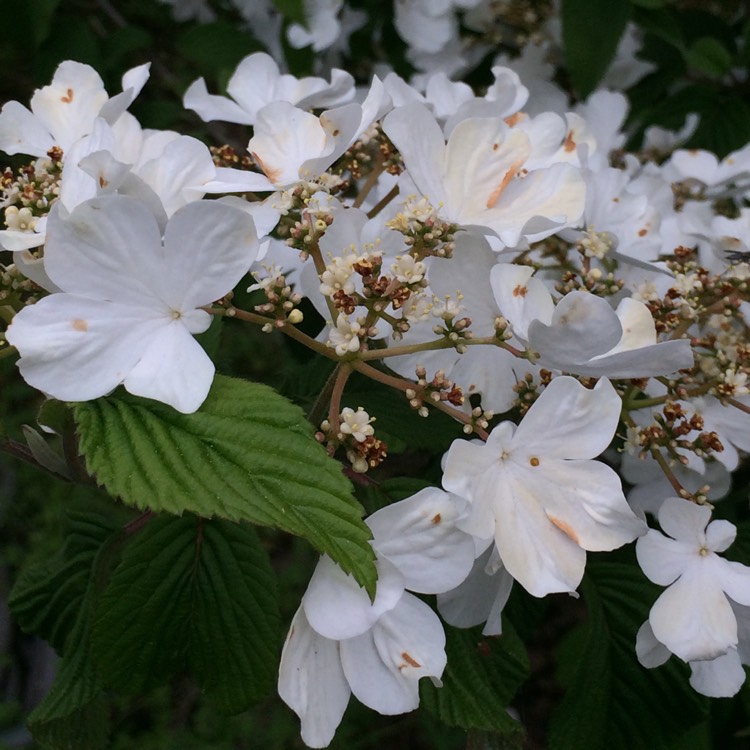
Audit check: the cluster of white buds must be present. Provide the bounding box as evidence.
[248,266,304,325]
[387,195,457,259]
[318,407,387,473]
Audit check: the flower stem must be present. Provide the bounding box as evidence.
[367,184,399,219]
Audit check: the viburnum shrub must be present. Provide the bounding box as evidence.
[2,2,750,748]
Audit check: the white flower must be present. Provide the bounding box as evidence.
[391,254,426,284]
[636,607,750,698]
[247,79,391,191]
[183,51,354,126]
[442,376,647,596]
[382,102,586,248]
[278,488,475,748]
[636,496,750,662]
[490,265,694,378]
[6,195,258,413]
[338,407,374,442]
[326,314,362,356]
[0,60,149,157]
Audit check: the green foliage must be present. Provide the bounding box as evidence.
[93,515,280,713]
[72,375,377,596]
[685,36,733,78]
[174,22,262,78]
[549,559,709,750]
[9,512,118,652]
[421,621,528,742]
[561,0,630,97]
[22,520,124,750]
[272,0,307,27]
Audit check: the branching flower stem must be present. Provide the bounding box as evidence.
[352,154,386,209]
[650,446,690,498]
[367,184,399,219]
[351,360,488,439]
[305,236,341,322]
[358,335,524,360]
[207,305,500,437]
[328,363,354,436]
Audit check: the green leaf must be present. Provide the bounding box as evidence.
[629,0,663,7]
[174,22,261,76]
[101,25,153,68]
[22,425,70,479]
[740,18,750,66]
[26,521,123,750]
[685,95,750,158]
[561,0,631,97]
[73,375,376,595]
[189,519,280,711]
[92,515,279,712]
[685,36,733,77]
[2,0,61,49]
[421,621,528,740]
[549,560,708,750]
[631,6,686,50]
[272,0,307,26]
[9,512,118,652]
[37,398,74,435]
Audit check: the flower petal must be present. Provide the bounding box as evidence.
[6,295,153,401]
[0,101,55,156]
[649,563,737,662]
[367,488,475,594]
[382,103,447,208]
[121,320,214,413]
[43,196,162,306]
[184,77,255,125]
[437,545,514,635]
[689,649,746,698]
[658,496,711,546]
[528,292,622,364]
[160,200,259,309]
[636,529,694,586]
[278,607,350,749]
[635,621,671,668]
[523,458,646,551]
[302,555,404,641]
[30,61,107,151]
[512,376,620,459]
[493,461,587,596]
[340,593,446,715]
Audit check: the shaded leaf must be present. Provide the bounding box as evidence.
[9,512,118,652]
[561,0,631,97]
[685,37,733,77]
[273,0,308,26]
[92,515,280,712]
[549,560,709,750]
[421,620,528,741]
[175,22,261,76]
[25,522,124,750]
[73,375,376,595]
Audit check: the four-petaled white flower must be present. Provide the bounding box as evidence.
[442,376,647,596]
[636,496,750,663]
[278,488,475,748]
[6,195,259,413]
[184,51,354,126]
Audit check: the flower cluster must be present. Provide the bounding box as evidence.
[2,30,750,748]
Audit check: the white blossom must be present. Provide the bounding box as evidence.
[6,195,258,413]
[636,496,750,662]
[443,376,646,596]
